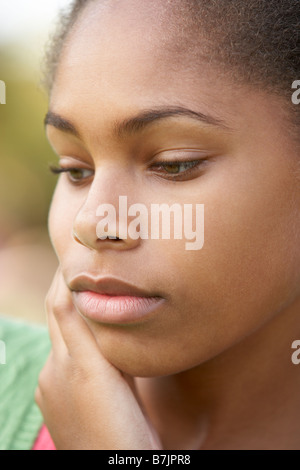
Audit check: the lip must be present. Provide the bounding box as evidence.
[69,275,166,324]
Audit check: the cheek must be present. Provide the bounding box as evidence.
[183,159,300,341]
[48,183,77,260]
[144,166,300,372]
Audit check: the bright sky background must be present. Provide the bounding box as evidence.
[0,0,73,42]
[0,0,73,75]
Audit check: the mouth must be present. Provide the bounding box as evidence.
[69,275,166,324]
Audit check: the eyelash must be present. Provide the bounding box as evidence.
[49,159,207,184]
[49,165,93,183]
[150,159,207,181]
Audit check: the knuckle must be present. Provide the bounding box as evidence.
[45,291,53,313]
[51,297,72,322]
[37,355,53,391]
[34,386,42,407]
[69,361,91,384]
[37,367,48,391]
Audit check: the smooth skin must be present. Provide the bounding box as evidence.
[36,0,300,449]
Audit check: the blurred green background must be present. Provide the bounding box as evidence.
[0,1,73,323]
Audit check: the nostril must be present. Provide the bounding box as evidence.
[98,236,121,241]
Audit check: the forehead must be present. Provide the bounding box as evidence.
[51,0,237,123]
[55,0,198,89]
[67,0,192,54]
[51,0,291,145]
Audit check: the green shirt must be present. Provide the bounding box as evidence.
[0,316,50,450]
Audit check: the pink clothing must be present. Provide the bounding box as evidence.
[32,425,56,450]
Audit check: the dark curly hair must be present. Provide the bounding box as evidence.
[43,0,300,125]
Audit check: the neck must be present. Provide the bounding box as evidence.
[136,295,300,450]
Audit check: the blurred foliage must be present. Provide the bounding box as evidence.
[0,45,57,245]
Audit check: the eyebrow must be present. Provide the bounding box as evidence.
[44,112,80,137]
[44,105,229,139]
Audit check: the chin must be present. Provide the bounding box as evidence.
[99,353,193,378]
[87,321,217,378]
[86,320,191,377]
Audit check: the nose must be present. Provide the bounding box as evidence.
[72,170,141,251]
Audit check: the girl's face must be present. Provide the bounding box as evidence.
[46,1,300,376]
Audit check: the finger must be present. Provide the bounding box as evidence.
[35,350,54,409]
[52,270,116,372]
[45,269,68,357]
[47,306,69,357]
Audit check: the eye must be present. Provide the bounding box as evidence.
[67,168,94,182]
[50,165,94,184]
[158,161,199,173]
[150,159,207,181]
